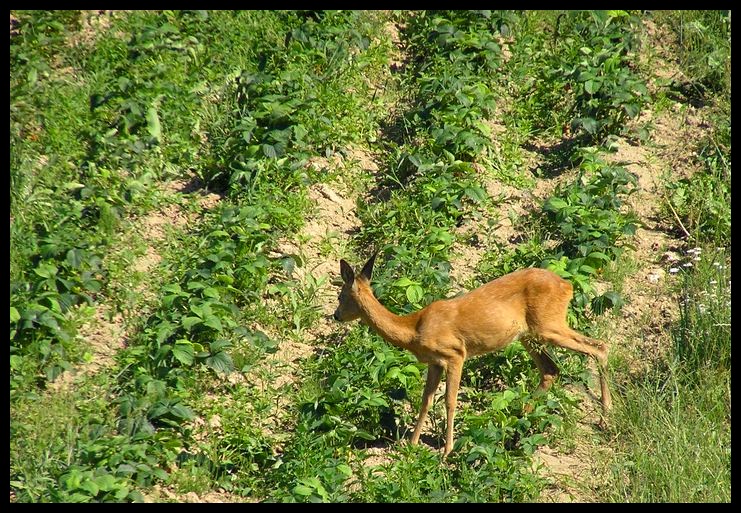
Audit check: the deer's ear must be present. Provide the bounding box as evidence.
[340,259,355,284]
[360,252,378,282]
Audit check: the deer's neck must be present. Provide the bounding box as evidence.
[356,282,418,349]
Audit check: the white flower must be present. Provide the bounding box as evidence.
[669,267,679,274]
[683,262,693,267]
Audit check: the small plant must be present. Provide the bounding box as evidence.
[542,149,638,311]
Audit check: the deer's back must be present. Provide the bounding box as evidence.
[416,268,573,358]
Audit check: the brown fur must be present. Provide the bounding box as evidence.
[334,255,611,457]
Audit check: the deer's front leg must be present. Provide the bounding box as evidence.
[443,358,464,458]
[410,363,443,446]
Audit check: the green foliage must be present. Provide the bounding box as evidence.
[663,105,730,247]
[294,329,420,445]
[400,10,509,161]
[561,11,649,140]
[506,10,649,141]
[11,9,395,503]
[203,10,387,192]
[672,248,730,378]
[542,149,638,310]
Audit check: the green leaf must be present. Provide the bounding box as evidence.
[463,186,486,203]
[62,469,85,490]
[579,117,598,134]
[146,106,161,143]
[403,364,420,377]
[406,284,424,305]
[116,464,137,476]
[66,248,86,268]
[262,144,277,158]
[70,492,96,502]
[579,264,597,275]
[624,103,640,118]
[79,480,100,496]
[210,339,232,353]
[163,283,182,294]
[10,355,23,369]
[203,315,223,331]
[293,485,313,496]
[544,197,568,211]
[172,343,194,365]
[33,262,58,279]
[587,251,610,262]
[10,307,20,323]
[93,474,117,492]
[83,278,102,293]
[202,287,220,299]
[170,403,195,421]
[584,79,602,95]
[182,316,202,330]
[336,464,352,477]
[393,277,416,288]
[205,351,234,373]
[491,390,515,411]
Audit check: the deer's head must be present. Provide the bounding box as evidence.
[333,253,377,322]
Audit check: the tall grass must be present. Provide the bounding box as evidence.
[605,248,730,502]
[655,10,731,95]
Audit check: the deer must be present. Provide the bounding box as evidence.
[333,253,612,458]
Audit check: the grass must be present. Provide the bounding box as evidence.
[603,243,730,502]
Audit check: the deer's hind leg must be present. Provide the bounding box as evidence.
[539,326,612,412]
[522,337,560,393]
[521,338,560,413]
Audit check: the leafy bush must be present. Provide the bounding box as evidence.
[542,149,638,311]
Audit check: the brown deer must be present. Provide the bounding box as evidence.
[333,253,611,457]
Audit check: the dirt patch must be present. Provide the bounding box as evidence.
[144,485,250,504]
[133,245,162,274]
[533,380,613,503]
[48,304,126,393]
[138,203,189,240]
[253,325,315,393]
[640,19,681,90]
[273,179,362,320]
[67,10,125,48]
[164,175,224,211]
[384,18,404,72]
[449,233,488,292]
